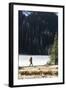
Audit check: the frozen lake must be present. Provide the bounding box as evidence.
[19,55,50,67]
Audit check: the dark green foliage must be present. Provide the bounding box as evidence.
[49,33,58,65]
[19,11,58,55]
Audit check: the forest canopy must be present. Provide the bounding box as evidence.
[19,11,58,55]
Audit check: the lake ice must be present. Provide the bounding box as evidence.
[19,55,50,67]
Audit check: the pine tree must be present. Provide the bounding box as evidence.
[47,33,58,65]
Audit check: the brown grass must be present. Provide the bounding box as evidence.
[18,65,58,79]
[19,70,58,76]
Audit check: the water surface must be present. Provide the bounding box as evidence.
[19,55,50,67]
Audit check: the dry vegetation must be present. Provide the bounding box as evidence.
[18,65,58,79]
